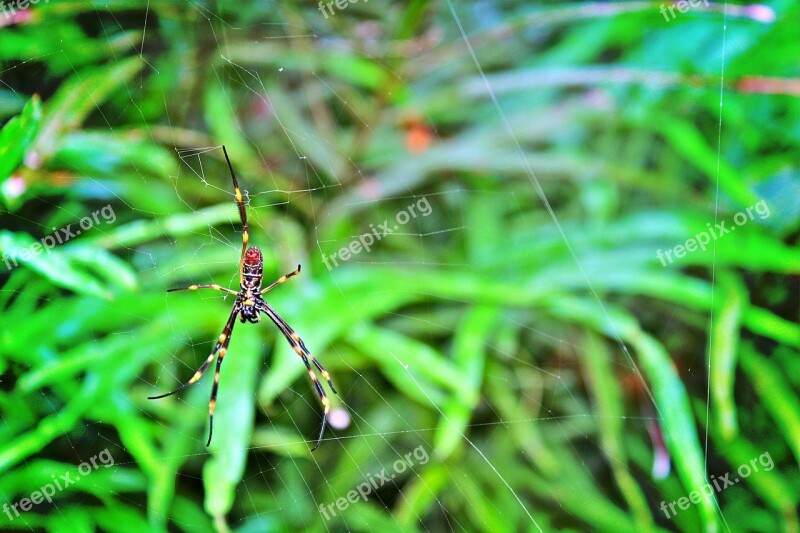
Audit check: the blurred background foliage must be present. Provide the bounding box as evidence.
[0,1,798,532]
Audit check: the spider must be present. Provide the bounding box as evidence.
[148,146,337,450]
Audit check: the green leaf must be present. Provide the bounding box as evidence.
[0,94,41,204]
[739,343,800,466]
[203,324,260,518]
[0,230,112,299]
[546,297,721,532]
[433,305,497,459]
[583,332,655,531]
[710,272,746,441]
[348,324,473,405]
[649,113,761,209]
[52,131,179,179]
[33,57,144,162]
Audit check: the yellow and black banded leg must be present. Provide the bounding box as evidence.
[260,303,336,450]
[148,307,239,435]
[289,331,337,395]
[291,343,330,451]
[262,265,302,294]
[262,303,336,392]
[308,368,330,451]
[167,284,238,295]
[222,145,249,287]
[207,327,234,446]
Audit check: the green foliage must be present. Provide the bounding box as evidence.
[0,1,798,532]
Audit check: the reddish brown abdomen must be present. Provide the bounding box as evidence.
[245,247,262,265]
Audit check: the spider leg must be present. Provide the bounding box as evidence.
[261,265,301,294]
[167,284,238,295]
[207,316,237,447]
[222,145,249,287]
[261,302,337,394]
[148,306,239,444]
[259,302,336,451]
[289,330,337,394]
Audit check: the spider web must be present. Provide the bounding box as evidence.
[0,1,748,531]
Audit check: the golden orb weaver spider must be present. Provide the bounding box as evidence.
[148,146,337,450]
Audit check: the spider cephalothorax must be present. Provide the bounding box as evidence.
[149,146,337,450]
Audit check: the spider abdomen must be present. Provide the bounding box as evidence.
[244,246,262,265]
[242,246,263,290]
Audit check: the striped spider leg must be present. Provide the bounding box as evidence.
[258,301,337,450]
[148,303,240,446]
